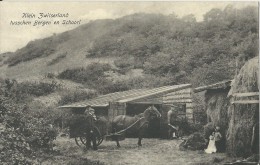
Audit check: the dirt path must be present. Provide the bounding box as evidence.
[43,137,233,165]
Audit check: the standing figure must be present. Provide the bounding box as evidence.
[205,132,217,153]
[84,106,98,150]
[167,105,178,139]
[214,126,222,153]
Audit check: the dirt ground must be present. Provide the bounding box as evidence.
[41,137,235,165]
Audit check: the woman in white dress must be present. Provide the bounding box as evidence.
[205,132,217,153]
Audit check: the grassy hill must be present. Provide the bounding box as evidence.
[0,6,258,107]
[0,19,118,79]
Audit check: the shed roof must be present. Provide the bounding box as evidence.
[193,80,232,93]
[59,84,191,108]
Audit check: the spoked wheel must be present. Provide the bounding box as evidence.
[75,137,83,147]
[80,126,103,146]
[74,126,103,148]
[94,126,104,146]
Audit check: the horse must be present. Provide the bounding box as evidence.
[112,105,161,147]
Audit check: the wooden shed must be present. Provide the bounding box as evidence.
[60,84,194,138]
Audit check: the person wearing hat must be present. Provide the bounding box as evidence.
[85,105,97,121]
[84,105,98,150]
[167,105,178,139]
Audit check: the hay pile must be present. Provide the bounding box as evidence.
[226,57,259,157]
[205,88,230,131]
[179,132,206,151]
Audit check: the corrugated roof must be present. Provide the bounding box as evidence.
[59,84,191,108]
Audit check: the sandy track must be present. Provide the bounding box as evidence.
[42,137,233,165]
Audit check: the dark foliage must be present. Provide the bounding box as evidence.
[0,79,59,164]
[5,32,70,67]
[57,63,132,94]
[57,63,111,84]
[47,52,67,66]
[87,6,258,87]
[58,90,97,105]
[6,38,56,66]
[17,81,60,97]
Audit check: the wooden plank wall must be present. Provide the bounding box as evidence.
[108,102,126,121]
[163,88,193,121]
[108,87,194,122]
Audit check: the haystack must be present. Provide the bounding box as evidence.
[194,80,231,136]
[226,57,259,157]
[205,88,230,131]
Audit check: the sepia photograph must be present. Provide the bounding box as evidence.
[0,1,259,165]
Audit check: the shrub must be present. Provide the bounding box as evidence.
[45,72,56,79]
[95,79,130,94]
[17,81,60,97]
[0,96,58,164]
[6,37,56,67]
[57,63,111,84]
[0,79,60,164]
[58,90,97,105]
[47,52,67,66]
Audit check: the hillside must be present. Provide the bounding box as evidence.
[0,6,258,92]
[0,19,117,79]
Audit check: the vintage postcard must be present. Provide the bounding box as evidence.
[0,1,259,165]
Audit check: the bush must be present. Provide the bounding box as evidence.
[6,37,56,67]
[17,81,60,97]
[45,72,56,79]
[0,97,58,164]
[97,79,130,94]
[114,56,135,69]
[47,52,67,66]
[58,90,97,105]
[57,63,111,84]
[0,79,59,164]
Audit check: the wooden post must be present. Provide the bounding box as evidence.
[235,57,238,76]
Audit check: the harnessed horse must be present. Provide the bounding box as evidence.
[112,105,161,147]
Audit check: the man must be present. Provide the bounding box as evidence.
[84,105,98,150]
[167,105,179,139]
[85,105,97,121]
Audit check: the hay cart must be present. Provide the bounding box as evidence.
[68,109,108,148]
[68,108,143,148]
[70,124,104,147]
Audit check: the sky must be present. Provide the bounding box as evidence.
[0,1,258,53]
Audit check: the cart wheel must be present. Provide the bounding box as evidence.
[80,136,87,145]
[75,137,83,147]
[97,136,103,146]
[94,126,103,146]
[77,127,103,148]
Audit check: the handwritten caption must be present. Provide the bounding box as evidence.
[10,13,81,26]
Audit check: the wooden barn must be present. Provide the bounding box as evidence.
[60,84,194,138]
[194,80,232,129]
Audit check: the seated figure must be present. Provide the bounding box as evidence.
[205,132,217,154]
